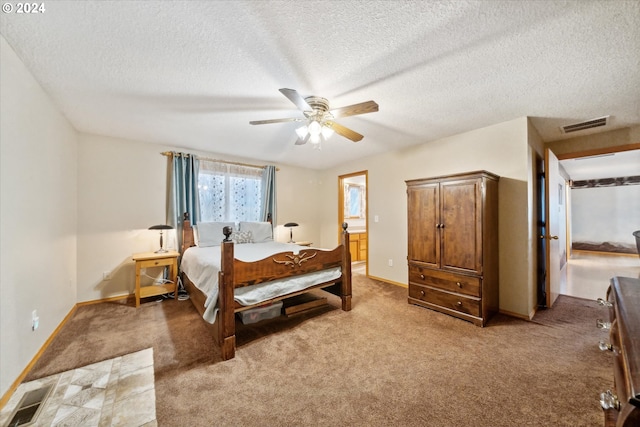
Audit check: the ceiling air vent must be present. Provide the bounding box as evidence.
[560,116,609,134]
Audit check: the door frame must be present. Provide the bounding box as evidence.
[338,171,368,271]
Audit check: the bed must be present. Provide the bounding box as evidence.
[179,213,352,360]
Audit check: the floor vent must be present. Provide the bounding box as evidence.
[561,116,609,134]
[6,385,53,427]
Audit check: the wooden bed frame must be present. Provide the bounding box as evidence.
[180,213,352,360]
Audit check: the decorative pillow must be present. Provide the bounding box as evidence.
[239,221,273,243]
[197,222,235,247]
[232,230,253,244]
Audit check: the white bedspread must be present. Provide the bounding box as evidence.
[180,241,342,323]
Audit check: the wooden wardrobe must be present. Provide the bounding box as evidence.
[406,170,499,326]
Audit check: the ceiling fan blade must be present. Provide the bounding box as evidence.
[295,134,310,145]
[249,117,303,125]
[330,100,378,118]
[326,121,364,142]
[279,88,312,111]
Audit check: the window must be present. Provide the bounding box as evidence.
[198,161,263,222]
[344,184,365,219]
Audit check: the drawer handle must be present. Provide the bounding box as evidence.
[599,390,620,411]
[420,274,425,280]
[598,340,613,352]
[420,290,425,296]
[596,298,612,307]
[457,301,462,306]
[596,319,611,330]
[456,282,462,288]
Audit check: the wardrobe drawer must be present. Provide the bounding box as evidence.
[409,265,480,297]
[409,283,481,317]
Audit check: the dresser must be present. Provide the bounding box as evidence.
[406,171,499,326]
[599,276,640,426]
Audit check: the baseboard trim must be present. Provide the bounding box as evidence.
[499,308,534,321]
[77,293,132,306]
[572,249,639,258]
[0,304,78,410]
[367,275,407,288]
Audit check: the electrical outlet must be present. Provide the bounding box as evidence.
[32,310,39,331]
[388,259,393,267]
[103,271,112,280]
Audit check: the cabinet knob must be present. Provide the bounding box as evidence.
[456,282,462,288]
[596,319,611,330]
[457,301,462,306]
[420,274,425,280]
[599,390,620,410]
[598,340,613,352]
[420,290,425,296]
[596,298,612,307]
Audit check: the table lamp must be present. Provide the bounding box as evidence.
[149,224,173,253]
[284,222,298,243]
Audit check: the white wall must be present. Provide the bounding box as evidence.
[318,117,533,317]
[0,36,78,397]
[76,133,323,302]
[571,185,640,249]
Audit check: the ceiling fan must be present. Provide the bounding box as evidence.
[250,88,378,146]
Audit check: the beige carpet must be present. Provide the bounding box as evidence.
[18,273,611,426]
[1,349,156,427]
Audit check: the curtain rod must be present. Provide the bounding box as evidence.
[160,151,278,171]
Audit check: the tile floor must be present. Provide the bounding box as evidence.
[562,251,640,301]
[0,348,156,427]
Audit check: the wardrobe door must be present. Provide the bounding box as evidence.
[440,178,483,274]
[407,182,439,268]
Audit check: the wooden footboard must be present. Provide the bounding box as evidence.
[181,213,352,360]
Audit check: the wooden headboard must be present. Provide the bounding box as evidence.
[180,212,274,254]
[181,212,195,254]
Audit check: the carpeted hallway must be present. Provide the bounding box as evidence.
[18,272,611,426]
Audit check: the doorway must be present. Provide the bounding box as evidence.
[537,144,640,305]
[338,171,368,275]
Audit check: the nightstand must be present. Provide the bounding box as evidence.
[132,251,179,307]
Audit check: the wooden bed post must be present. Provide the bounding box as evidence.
[341,222,352,311]
[218,226,236,360]
[181,212,195,253]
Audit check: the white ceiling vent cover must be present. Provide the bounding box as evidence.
[561,116,609,134]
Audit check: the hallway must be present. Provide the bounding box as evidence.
[562,251,640,301]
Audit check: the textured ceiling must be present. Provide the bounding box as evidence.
[1,1,639,171]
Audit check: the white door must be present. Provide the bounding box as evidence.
[544,148,568,307]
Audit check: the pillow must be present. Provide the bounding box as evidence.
[231,230,253,244]
[197,222,235,247]
[239,221,273,243]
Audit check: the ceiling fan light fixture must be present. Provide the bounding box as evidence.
[250,88,378,146]
[309,133,321,144]
[295,125,308,139]
[308,120,322,136]
[321,125,334,139]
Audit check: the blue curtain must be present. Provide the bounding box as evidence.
[260,165,277,224]
[167,153,200,250]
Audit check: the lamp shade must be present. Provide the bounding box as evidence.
[149,224,173,230]
[284,222,299,227]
